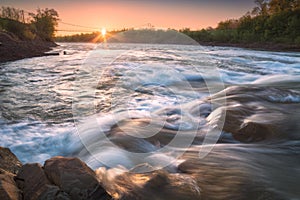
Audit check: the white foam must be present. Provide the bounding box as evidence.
[0,119,79,164]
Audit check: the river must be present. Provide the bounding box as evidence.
[1,37,300,199]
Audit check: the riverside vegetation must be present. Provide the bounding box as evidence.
[55,0,300,51]
[181,0,300,51]
[0,7,59,62]
[0,6,58,41]
[1,0,300,52]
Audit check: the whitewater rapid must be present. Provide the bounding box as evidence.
[0,43,299,164]
[1,40,300,199]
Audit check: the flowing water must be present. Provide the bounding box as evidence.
[1,39,300,199]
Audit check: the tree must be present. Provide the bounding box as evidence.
[30,8,59,41]
[252,0,269,16]
[217,19,239,30]
[0,6,25,22]
[269,0,300,14]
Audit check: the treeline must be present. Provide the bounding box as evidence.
[54,0,300,47]
[55,32,103,42]
[54,29,125,43]
[54,29,188,44]
[0,6,59,41]
[181,0,300,45]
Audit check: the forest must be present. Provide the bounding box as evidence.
[182,0,300,45]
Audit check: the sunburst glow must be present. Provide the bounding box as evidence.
[101,28,106,37]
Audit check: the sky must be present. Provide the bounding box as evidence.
[1,0,256,36]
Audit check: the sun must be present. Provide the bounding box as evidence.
[101,28,106,37]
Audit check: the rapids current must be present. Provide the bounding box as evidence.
[1,42,300,199]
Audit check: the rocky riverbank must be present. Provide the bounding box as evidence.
[0,31,57,63]
[0,147,112,200]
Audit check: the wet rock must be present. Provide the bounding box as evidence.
[103,169,201,200]
[139,171,201,200]
[206,86,300,143]
[44,157,111,200]
[16,163,70,200]
[0,147,22,174]
[38,186,70,200]
[0,171,21,200]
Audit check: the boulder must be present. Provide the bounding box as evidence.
[16,163,70,200]
[44,157,110,200]
[0,147,22,174]
[0,171,21,200]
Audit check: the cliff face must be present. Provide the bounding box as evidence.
[0,31,57,63]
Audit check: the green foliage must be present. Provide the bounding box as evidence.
[0,6,25,22]
[0,18,29,39]
[182,0,300,46]
[295,36,300,44]
[252,0,269,16]
[55,32,102,42]
[0,6,59,41]
[217,19,239,30]
[29,8,59,41]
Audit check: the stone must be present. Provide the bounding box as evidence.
[16,163,70,200]
[38,185,70,200]
[44,156,110,200]
[0,171,21,200]
[0,147,22,174]
[112,170,201,200]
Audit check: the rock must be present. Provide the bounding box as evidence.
[44,157,110,200]
[0,31,57,63]
[144,171,201,200]
[43,52,60,56]
[0,147,22,174]
[206,86,297,143]
[16,163,70,200]
[38,186,70,200]
[0,171,21,200]
[111,170,201,200]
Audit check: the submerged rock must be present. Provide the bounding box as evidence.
[207,86,300,142]
[97,168,201,200]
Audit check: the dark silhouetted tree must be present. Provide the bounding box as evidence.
[0,6,25,22]
[30,8,59,41]
[252,0,269,16]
